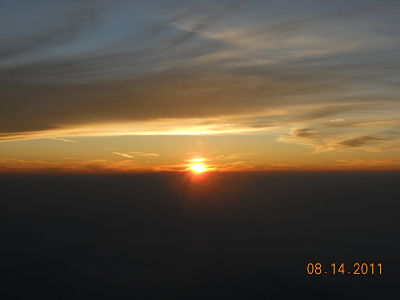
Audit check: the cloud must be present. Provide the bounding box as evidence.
[293,105,365,121]
[278,127,337,153]
[0,102,398,144]
[279,126,400,153]
[113,151,160,159]
[167,0,248,49]
[338,135,388,147]
[292,128,318,138]
[112,152,134,159]
[0,0,399,143]
[49,137,76,144]
[0,2,106,61]
[0,158,151,174]
[0,61,363,135]
[129,152,160,158]
[326,118,400,128]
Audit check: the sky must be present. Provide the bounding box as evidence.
[1,0,400,173]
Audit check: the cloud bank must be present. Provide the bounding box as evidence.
[0,0,399,154]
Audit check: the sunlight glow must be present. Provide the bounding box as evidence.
[189,157,205,163]
[190,163,206,173]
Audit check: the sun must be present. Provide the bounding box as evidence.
[190,163,206,173]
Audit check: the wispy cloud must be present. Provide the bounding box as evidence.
[49,137,77,144]
[338,135,388,147]
[112,152,134,159]
[129,152,160,158]
[279,127,400,153]
[0,158,151,174]
[113,151,160,159]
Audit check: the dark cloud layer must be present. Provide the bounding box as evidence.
[339,135,388,147]
[292,128,318,138]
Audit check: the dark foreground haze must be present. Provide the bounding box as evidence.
[1,171,399,299]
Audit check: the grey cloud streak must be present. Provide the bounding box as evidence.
[292,128,318,138]
[0,3,104,61]
[339,135,388,147]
